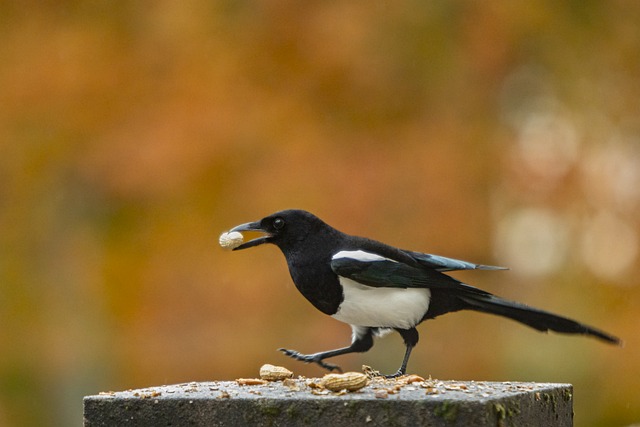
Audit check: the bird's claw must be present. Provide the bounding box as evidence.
[383,369,406,379]
[278,348,343,372]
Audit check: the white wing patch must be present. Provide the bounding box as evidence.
[332,250,396,263]
[333,277,431,329]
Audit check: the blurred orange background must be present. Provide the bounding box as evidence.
[1,1,639,426]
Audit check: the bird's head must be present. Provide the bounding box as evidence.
[228,209,327,252]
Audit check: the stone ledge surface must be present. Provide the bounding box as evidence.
[84,377,573,426]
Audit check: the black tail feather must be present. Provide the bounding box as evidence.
[458,293,622,345]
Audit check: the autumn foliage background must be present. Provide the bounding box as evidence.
[1,2,639,426]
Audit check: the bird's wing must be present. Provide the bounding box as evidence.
[330,253,490,295]
[405,251,508,272]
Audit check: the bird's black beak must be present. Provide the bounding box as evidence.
[229,220,272,250]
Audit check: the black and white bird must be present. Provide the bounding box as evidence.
[227,209,621,377]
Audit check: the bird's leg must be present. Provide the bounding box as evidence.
[279,326,374,372]
[385,344,414,378]
[278,348,344,372]
[385,328,419,378]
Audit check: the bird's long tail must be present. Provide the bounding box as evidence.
[457,292,621,345]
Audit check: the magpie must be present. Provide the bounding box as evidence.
[228,209,621,377]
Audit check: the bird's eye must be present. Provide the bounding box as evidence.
[273,217,285,230]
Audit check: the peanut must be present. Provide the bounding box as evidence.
[320,372,369,392]
[219,231,244,250]
[259,364,293,381]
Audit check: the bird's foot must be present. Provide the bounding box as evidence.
[278,348,343,373]
[384,369,406,379]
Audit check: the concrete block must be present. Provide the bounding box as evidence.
[84,377,573,426]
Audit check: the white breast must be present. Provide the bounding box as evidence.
[332,277,431,329]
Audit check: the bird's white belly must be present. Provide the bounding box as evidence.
[332,277,431,329]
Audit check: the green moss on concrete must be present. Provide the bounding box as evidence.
[434,400,459,423]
